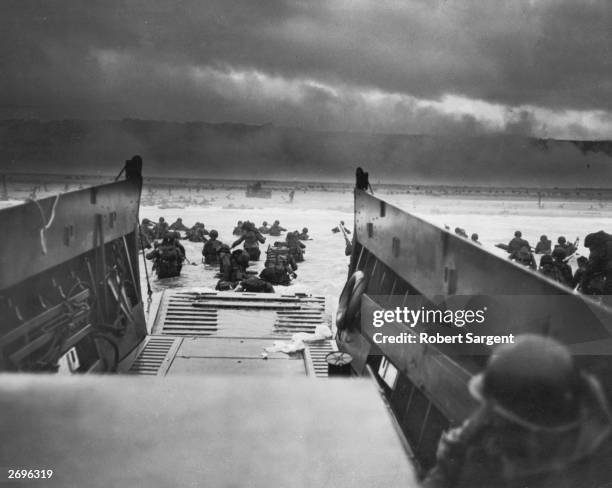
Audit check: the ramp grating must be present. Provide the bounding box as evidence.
[158,294,219,336]
[304,340,337,378]
[127,336,181,375]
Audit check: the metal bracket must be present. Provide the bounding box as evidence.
[392,237,401,258]
[63,225,74,246]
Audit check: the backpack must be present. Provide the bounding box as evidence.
[157,245,179,277]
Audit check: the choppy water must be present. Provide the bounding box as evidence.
[138,187,612,301]
[138,196,354,299]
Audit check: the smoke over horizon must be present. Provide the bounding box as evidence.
[1,119,610,187]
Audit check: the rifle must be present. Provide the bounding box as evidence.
[339,222,353,256]
[562,237,581,264]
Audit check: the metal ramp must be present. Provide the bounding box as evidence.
[122,336,182,376]
[156,292,219,336]
[304,340,337,378]
[125,289,333,377]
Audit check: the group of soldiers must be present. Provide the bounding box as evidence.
[216,219,310,292]
[502,229,612,295]
[449,224,612,296]
[140,217,211,245]
[141,216,312,292]
[452,226,481,245]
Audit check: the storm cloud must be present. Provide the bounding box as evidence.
[1,0,611,138]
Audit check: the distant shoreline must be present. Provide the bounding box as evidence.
[2,171,612,202]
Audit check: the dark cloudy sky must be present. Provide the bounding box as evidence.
[1,0,611,138]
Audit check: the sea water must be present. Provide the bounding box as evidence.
[138,187,612,300]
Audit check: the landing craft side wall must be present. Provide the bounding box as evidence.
[0,162,146,372]
[0,178,141,290]
[352,189,612,346]
[343,189,612,471]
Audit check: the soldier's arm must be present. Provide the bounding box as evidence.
[422,407,490,488]
[256,232,266,243]
[231,236,245,248]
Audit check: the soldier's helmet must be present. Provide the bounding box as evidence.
[274,220,280,225]
[558,236,567,244]
[217,244,230,255]
[471,233,479,241]
[540,235,548,241]
[262,221,268,226]
[209,230,218,239]
[469,335,581,428]
[585,231,612,250]
[515,230,522,238]
[302,227,308,233]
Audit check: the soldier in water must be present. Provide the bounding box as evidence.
[186,222,209,242]
[154,217,169,239]
[508,230,530,254]
[538,254,564,284]
[146,233,184,279]
[139,218,155,249]
[260,259,296,286]
[423,334,612,488]
[216,246,249,290]
[455,227,468,238]
[551,247,573,286]
[286,231,306,262]
[572,256,589,291]
[535,235,552,254]
[509,245,536,269]
[297,227,310,240]
[331,221,351,234]
[235,276,275,293]
[268,220,287,237]
[232,221,266,261]
[202,230,222,265]
[555,236,577,256]
[169,217,189,231]
[258,221,270,234]
[232,220,243,236]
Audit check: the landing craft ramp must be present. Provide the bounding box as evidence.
[121,289,337,377]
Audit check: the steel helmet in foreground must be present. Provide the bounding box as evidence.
[469,334,582,428]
